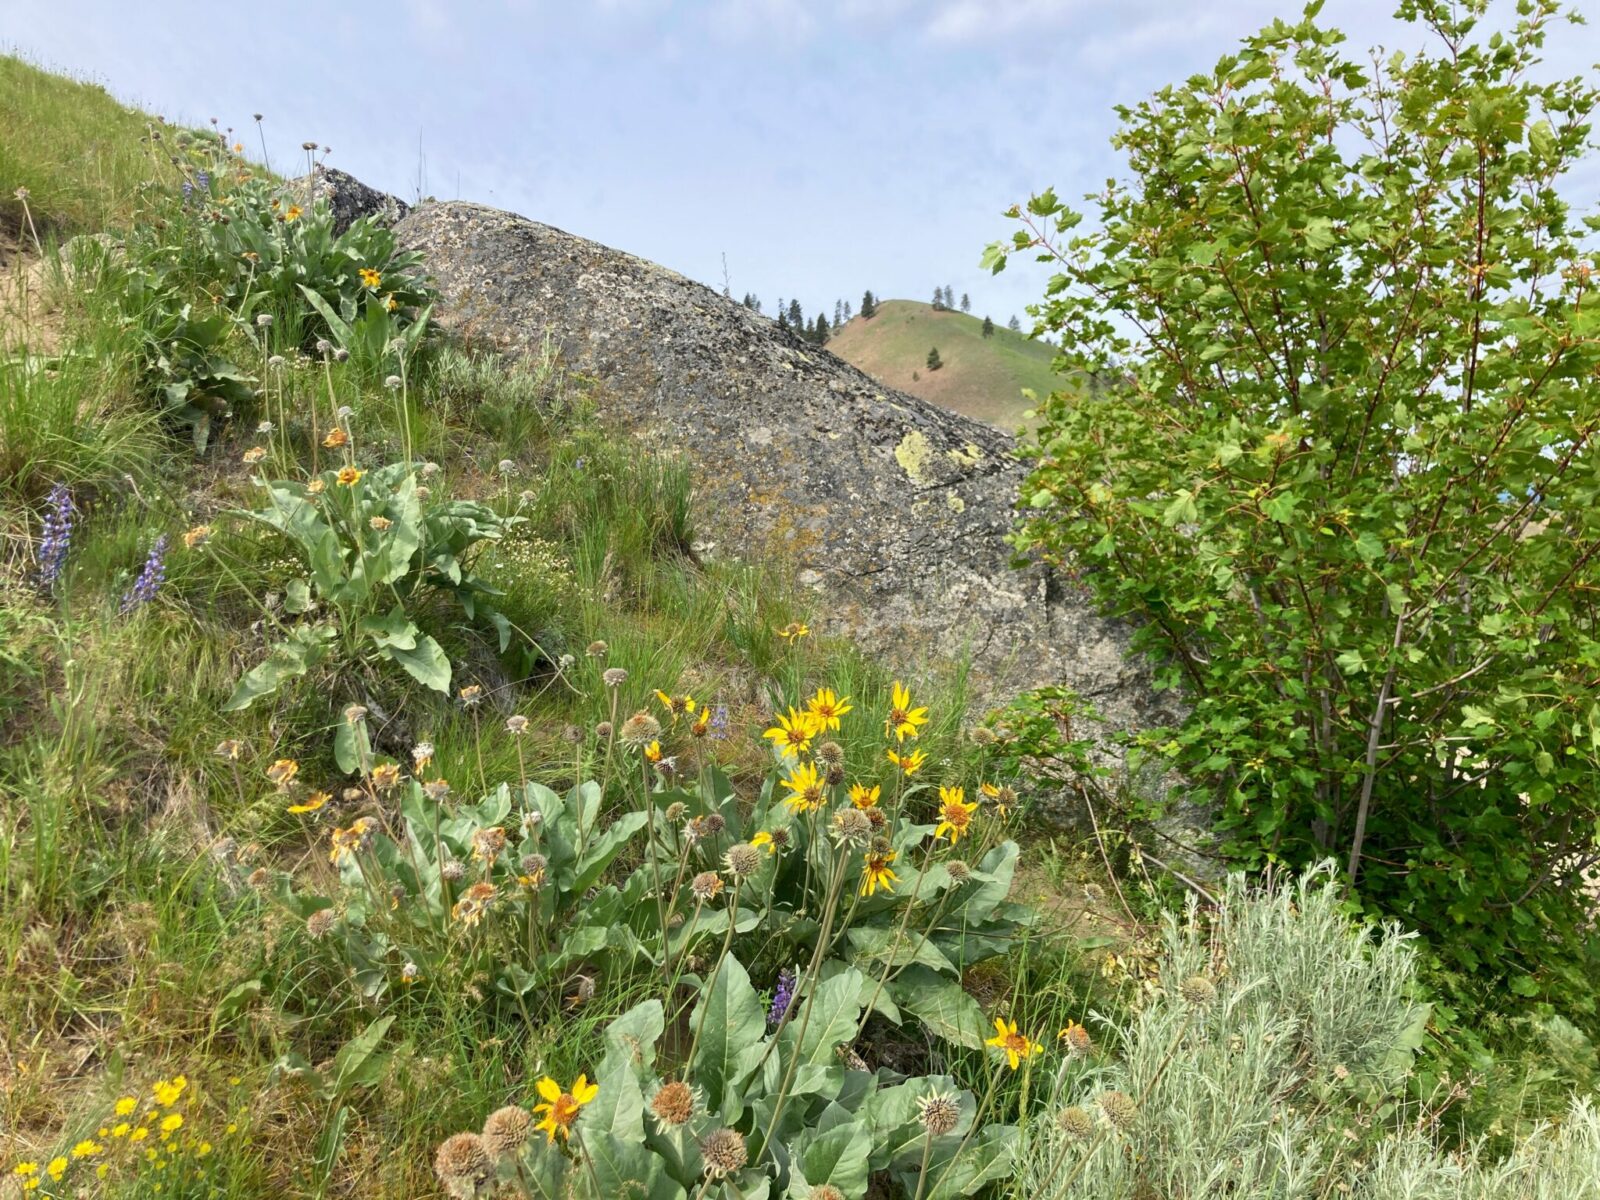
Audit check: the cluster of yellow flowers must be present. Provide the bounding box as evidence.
[9,1074,244,1194]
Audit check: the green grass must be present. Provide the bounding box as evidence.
[0,53,183,240]
[826,301,1061,431]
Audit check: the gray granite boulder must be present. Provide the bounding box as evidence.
[395,200,1176,734]
[289,166,409,234]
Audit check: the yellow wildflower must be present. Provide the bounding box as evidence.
[358,267,382,289]
[750,831,777,855]
[885,681,929,742]
[70,1141,101,1159]
[887,747,926,776]
[114,1097,138,1117]
[777,621,809,643]
[763,707,820,759]
[934,787,977,844]
[532,1075,598,1142]
[151,1076,187,1107]
[860,849,899,897]
[806,687,852,731]
[288,790,330,814]
[849,782,880,809]
[336,465,363,487]
[780,761,827,814]
[654,690,697,718]
[283,204,303,222]
[985,1018,1040,1070]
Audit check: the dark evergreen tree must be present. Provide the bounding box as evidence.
[814,313,830,342]
[777,297,788,330]
[861,290,877,319]
[843,299,853,321]
[961,292,971,314]
[982,315,995,338]
[931,287,944,310]
[834,299,844,327]
[926,346,942,370]
[788,298,803,331]
[1007,315,1022,332]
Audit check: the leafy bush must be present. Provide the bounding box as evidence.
[222,459,519,708]
[985,0,1600,1004]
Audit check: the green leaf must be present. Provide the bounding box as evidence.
[691,953,766,1120]
[328,1015,395,1098]
[1261,492,1298,523]
[581,1129,685,1200]
[888,967,988,1049]
[791,1121,872,1198]
[385,634,451,692]
[222,623,336,710]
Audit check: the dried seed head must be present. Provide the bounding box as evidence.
[699,812,726,836]
[306,908,338,939]
[699,1128,747,1178]
[1097,1089,1137,1130]
[816,740,844,766]
[665,802,687,822]
[1057,1105,1094,1140]
[865,806,887,829]
[505,714,530,735]
[441,860,466,882]
[1179,974,1218,1008]
[433,1132,493,1198]
[247,867,271,888]
[970,726,999,747]
[649,1080,696,1127]
[768,827,791,850]
[724,842,762,879]
[946,860,972,885]
[831,807,872,847]
[481,1106,532,1157]
[916,1091,961,1137]
[587,640,609,657]
[690,871,724,903]
[1061,1022,1093,1057]
[824,762,847,787]
[619,711,661,748]
[596,721,613,739]
[811,1188,845,1200]
[603,667,629,688]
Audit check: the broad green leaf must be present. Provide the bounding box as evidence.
[691,953,766,1120]
[386,634,451,692]
[889,967,988,1049]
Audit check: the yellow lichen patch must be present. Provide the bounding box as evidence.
[946,492,965,513]
[947,442,985,468]
[895,430,936,484]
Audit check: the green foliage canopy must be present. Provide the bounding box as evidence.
[986,0,1600,1004]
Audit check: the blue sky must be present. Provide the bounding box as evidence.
[8,1,1597,324]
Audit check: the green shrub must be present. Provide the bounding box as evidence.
[986,0,1600,1007]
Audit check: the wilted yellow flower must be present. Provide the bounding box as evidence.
[264,758,299,790]
[777,621,809,643]
[242,446,267,464]
[288,790,330,814]
[336,466,363,487]
[370,761,403,791]
[452,881,497,926]
[322,427,349,449]
[183,525,213,549]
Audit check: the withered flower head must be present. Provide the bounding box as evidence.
[699,1128,747,1179]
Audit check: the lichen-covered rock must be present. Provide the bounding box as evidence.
[289,166,409,234]
[396,200,1174,732]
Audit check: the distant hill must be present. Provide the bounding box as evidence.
[826,300,1060,431]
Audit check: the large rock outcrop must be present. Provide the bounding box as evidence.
[395,199,1172,731]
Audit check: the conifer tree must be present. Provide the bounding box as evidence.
[961,292,971,313]
[843,300,853,321]
[926,346,942,371]
[788,298,803,331]
[982,315,994,338]
[861,290,877,319]
[834,299,844,327]
[1007,315,1022,332]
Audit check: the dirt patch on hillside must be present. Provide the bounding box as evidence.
[0,244,66,356]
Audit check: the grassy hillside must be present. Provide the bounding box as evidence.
[5,53,1597,1200]
[826,301,1059,432]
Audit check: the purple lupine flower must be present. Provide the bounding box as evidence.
[710,704,730,740]
[180,180,193,203]
[120,534,170,614]
[37,483,73,589]
[768,967,797,1027]
[573,456,587,472]
[196,169,210,193]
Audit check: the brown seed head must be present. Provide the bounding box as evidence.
[1098,1089,1137,1130]
[916,1091,961,1137]
[433,1132,493,1198]
[649,1080,696,1127]
[1058,1105,1094,1140]
[831,807,872,847]
[482,1105,532,1157]
[946,860,972,885]
[306,908,338,939]
[724,842,762,878]
[1180,974,1218,1008]
[816,740,844,766]
[690,871,724,903]
[619,711,661,748]
[699,1128,747,1178]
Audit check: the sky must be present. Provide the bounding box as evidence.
[7,1,1598,325]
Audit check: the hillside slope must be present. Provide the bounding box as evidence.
[826,300,1059,431]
